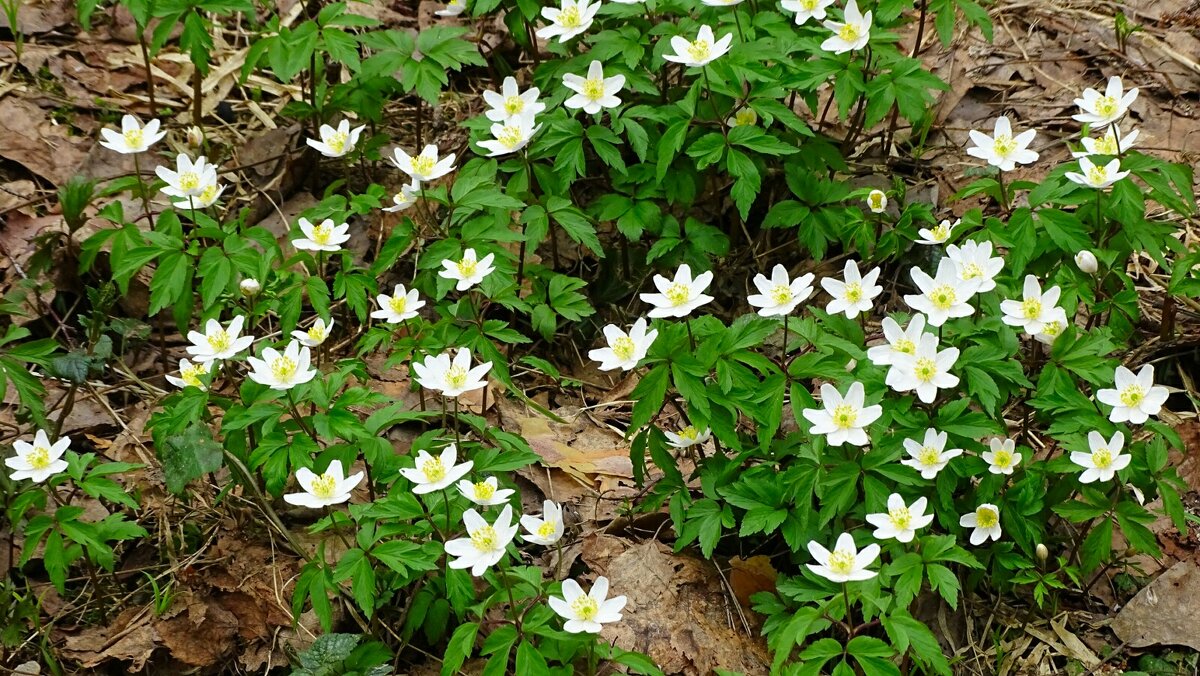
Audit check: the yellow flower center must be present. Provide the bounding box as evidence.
[1095,133,1119,155]
[181,363,206,388]
[307,324,327,343]
[686,39,712,63]
[1022,298,1043,319]
[802,0,818,8]
[420,456,447,483]
[992,449,1014,468]
[470,525,498,551]
[326,130,348,154]
[868,192,885,210]
[1092,448,1113,469]
[270,355,297,382]
[537,521,558,538]
[198,183,218,204]
[827,548,856,575]
[411,155,435,176]
[456,257,478,279]
[393,191,412,207]
[26,446,52,470]
[611,336,636,361]
[844,282,863,303]
[445,365,469,390]
[893,337,916,355]
[678,425,700,442]
[1119,385,1144,407]
[178,171,200,192]
[733,109,757,126]
[913,357,938,383]
[207,330,231,353]
[123,128,144,148]
[558,5,581,28]
[310,473,338,499]
[665,283,691,306]
[472,481,496,500]
[975,506,999,528]
[832,403,858,429]
[581,77,605,101]
[770,284,794,305]
[1041,321,1064,337]
[1086,165,1109,185]
[570,594,600,621]
[888,506,913,530]
[496,125,524,149]
[503,96,525,115]
[311,223,332,245]
[388,296,408,315]
[918,446,941,466]
[929,224,950,241]
[838,23,860,43]
[992,134,1017,158]
[1095,95,1119,119]
[960,263,983,280]
[930,285,957,310]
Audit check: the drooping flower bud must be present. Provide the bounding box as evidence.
[239,278,261,297]
[1075,250,1099,275]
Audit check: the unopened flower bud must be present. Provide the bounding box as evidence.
[867,189,887,214]
[185,126,204,150]
[1075,250,1098,275]
[1035,543,1049,562]
[240,278,261,297]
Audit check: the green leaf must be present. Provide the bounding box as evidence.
[628,364,669,433]
[441,622,479,676]
[159,423,224,494]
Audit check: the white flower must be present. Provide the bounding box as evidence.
[171,179,225,209]
[960,503,1002,545]
[865,188,887,213]
[306,120,365,158]
[156,154,217,198]
[1073,76,1138,128]
[663,25,734,68]
[886,334,960,404]
[1000,275,1063,335]
[946,240,1004,293]
[435,0,466,16]
[5,430,70,483]
[240,278,261,297]
[1096,364,1169,424]
[165,358,212,390]
[246,340,318,391]
[438,248,496,291]
[640,263,714,318]
[400,445,474,494]
[391,144,456,182]
[457,476,516,506]
[412,347,492,398]
[98,115,165,154]
[782,0,836,25]
[900,429,963,479]
[186,315,255,363]
[1072,125,1139,158]
[821,260,882,319]
[1072,431,1130,483]
[727,108,758,127]
[383,181,421,213]
[747,264,815,317]
[904,258,981,327]
[291,317,334,347]
[1032,306,1070,346]
[563,60,626,115]
[536,0,600,43]
[521,500,565,545]
[916,218,959,246]
[483,77,546,123]
[371,284,426,323]
[446,504,519,576]
[966,116,1039,172]
[589,318,657,371]
[866,494,934,543]
[1075,251,1099,274]
[550,576,627,633]
[866,313,927,367]
[802,381,882,447]
[292,217,351,252]
[806,532,879,582]
[1065,157,1129,190]
[981,437,1022,475]
[478,115,542,157]
[820,0,872,54]
[283,460,364,508]
[665,425,712,449]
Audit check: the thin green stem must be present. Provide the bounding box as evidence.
[131,152,156,229]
